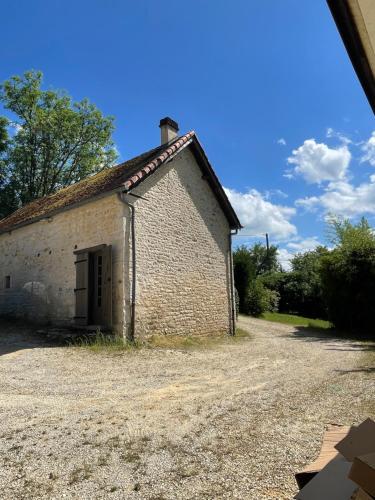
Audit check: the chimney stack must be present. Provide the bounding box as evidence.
[159,117,179,145]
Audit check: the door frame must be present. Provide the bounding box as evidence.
[73,244,112,329]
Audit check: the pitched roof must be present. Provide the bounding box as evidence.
[0,131,241,234]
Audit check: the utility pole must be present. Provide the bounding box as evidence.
[266,233,269,253]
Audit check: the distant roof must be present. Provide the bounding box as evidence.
[327,0,375,114]
[0,131,241,234]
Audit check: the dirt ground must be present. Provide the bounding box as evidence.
[0,316,374,500]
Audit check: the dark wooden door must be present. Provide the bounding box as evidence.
[74,251,89,326]
[74,245,112,328]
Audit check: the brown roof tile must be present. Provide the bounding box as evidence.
[0,132,195,234]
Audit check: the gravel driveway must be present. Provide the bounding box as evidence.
[0,316,374,499]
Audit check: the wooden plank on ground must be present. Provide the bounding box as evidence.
[295,424,352,489]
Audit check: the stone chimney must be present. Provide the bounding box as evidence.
[159,117,179,144]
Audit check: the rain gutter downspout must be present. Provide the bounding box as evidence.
[119,192,136,342]
[229,229,238,336]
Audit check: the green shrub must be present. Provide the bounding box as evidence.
[320,217,375,335]
[233,246,255,313]
[244,280,279,317]
[259,247,328,319]
[320,247,375,334]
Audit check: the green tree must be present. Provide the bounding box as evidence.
[233,242,280,313]
[0,116,7,154]
[259,247,329,319]
[0,117,18,219]
[248,242,280,275]
[0,70,117,217]
[233,245,255,313]
[287,246,328,318]
[320,217,375,334]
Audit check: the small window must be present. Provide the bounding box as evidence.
[5,276,11,289]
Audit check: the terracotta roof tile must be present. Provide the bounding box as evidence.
[0,132,195,234]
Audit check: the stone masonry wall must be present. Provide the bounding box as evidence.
[0,146,234,338]
[0,194,126,333]
[128,147,232,338]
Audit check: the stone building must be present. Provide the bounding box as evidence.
[0,118,241,339]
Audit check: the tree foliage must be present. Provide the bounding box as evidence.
[246,242,280,275]
[233,245,255,312]
[285,246,328,318]
[0,70,117,218]
[320,217,375,334]
[233,242,279,314]
[245,280,279,317]
[233,218,375,336]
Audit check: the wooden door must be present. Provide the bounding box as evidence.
[91,246,112,328]
[74,251,89,326]
[74,245,112,328]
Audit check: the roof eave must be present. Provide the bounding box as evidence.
[188,136,242,230]
[0,131,242,234]
[0,185,127,236]
[123,133,241,229]
[327,0,375,114]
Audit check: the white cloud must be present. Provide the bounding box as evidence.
[286,236,321,252]
[361,131,375,166]
[277,138,286,146]
[225,187,297,240]
[264,189,288,200]
[295,195,320,213]
[326,127,351,144]
[287,139,351,184]
[277,237,322,270]
[277,248,294,271]
[296,176,375,217]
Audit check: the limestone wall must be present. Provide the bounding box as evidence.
[0,146,234,338]
[0,194,126,333]
[128,147,232,337]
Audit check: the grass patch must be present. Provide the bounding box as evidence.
[260,312,331,329]
[146,334,213,349]
[146,328,251,350]
[69,331,140,352]
[70,327,251,353]
[235,327,250,338]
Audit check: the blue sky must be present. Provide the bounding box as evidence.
[1,0,374,267]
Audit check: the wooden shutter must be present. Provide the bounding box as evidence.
[101,245,112,328]
[74,251,89,326]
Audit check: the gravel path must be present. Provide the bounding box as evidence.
[0,316,374,499]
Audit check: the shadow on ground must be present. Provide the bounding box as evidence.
[284,326,375,351]
[335,367,375,374]
[0,319,66,357]
[282,325,375,351]
[280,324,375,375]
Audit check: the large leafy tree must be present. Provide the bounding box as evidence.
[233,245,256,313]
[247,241,280,275]
[0,116,18,218]
[283,246,328,318]
[320,217,375,334]
[233,242,280,313]
[0,70,117,218]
